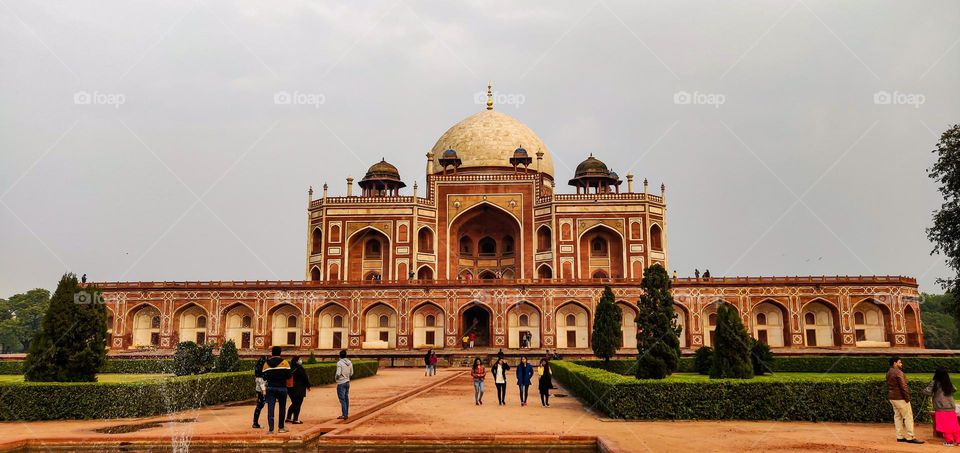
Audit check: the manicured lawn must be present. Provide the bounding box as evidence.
[0,374,171,384]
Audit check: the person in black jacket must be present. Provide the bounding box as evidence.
[262,346,292,434]
[286,355,312,424]
[252,356,267,428]
[538,359,555,407]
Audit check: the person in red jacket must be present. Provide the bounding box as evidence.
[471,357,486,405]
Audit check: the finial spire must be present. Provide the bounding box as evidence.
[486,82,493,110]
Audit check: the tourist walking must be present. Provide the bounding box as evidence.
[471,357,486,405]
[286,355,311,425]
[336,349,354,420]
[886,356,924,444]
[497,348,505,361]
[516,356,534,406]
[262,346,292,434]
[424,349,433,376]
[469,331,476,348]
[694,269,700,279]
[538,359,554,407]
[924,366,959,445]
[492,357,510,405]
[429,350,438,375]
[252,356,267,428]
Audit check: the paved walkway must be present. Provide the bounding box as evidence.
[0,367,944,452]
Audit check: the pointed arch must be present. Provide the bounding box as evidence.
[851,298,892,346]
[417,264,434,281]
[537,224,552,252]
[346,226,391,282]
[507,301,541,348]
[903,305,920,347]
[800,299,840,347]
[701,300,738,348]
[268,303,302,347]
[556,301,591,349]
[412,301,444,348]
[317,302,349,349]
[752,299,788,347]
[448,201,523,279]
[417,226,435,253]
[649,223,663,251]
[363,302,397,348]
[673,303,689,348]
[173,303,209,345]
[127,303,163,348]
[310,265,322,281]
[311,227,323,254]
[536,263,553,280]
[221,302,255,349]
[577,224,625,279]
[616,301,638,349]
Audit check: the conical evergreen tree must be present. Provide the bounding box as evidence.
[635,264,681,379]
[708,302,754,379]
[24,273,107,382]
[592,286,623,362]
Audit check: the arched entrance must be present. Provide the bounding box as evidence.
[449,203,522,279]
[578,225,624,279]
[347,227,391,281]
[461,304,491,347]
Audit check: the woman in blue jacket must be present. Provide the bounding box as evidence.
[516,356,534,406]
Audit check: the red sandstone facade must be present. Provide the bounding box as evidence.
[98,90,923,352]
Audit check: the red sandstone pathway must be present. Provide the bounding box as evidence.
[0,367,458,451]
[0,368,947,452]
[336,371,946,453]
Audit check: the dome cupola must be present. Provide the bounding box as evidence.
[358,158,406,196]
[568,154,622,194]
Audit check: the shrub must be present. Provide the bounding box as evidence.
[584,356,960,375]
[635,264,681,379]
[215,340,240,373]
[25,274,107,382]
[0,360,378,421]
[172,342,215,376]
[306,352,317,364]
[552,360,930,422]
[750,340,774,375]
[709,303,753,379]
[592,286,622,362]
[693,347,713,375]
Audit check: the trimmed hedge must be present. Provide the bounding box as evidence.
[577,356,960,375]
[0,358,271,375]
[552,360,930,422]
[0,360,378,421]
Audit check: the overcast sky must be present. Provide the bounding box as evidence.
[1,1,958,297]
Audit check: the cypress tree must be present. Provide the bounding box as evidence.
[215,339,241,372]
[635,264,681,379]
[591,286,623,362]
[24,273,107,382]
[709,303,754,379]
